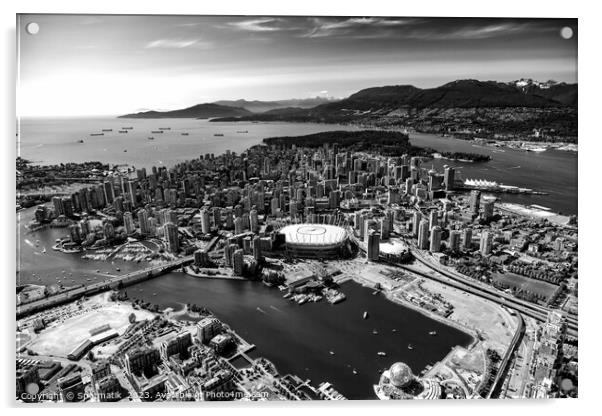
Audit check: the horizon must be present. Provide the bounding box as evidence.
[17,15,577,117]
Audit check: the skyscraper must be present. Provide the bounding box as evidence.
[429,209,438,230]
[444,167,455,191]
[52,196,64,217]
[412,211,422,236]
[233,249,244,276]
[250,209,259,233]
[449,230,461,251]
[462,228,472,250]
[481,199,495,220]
[417,219,430,249]
[480,231,493,255]
[200,209,211,234]
[163,222,179,253]
[429,226,442,252]
[252,235,262,261]
[367,229,380,261]
[469,190,481,216]
[137,209,149,236]
[123,212,135,235]
[127,180,137,208]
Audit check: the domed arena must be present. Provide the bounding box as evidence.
[389,362,414,388]
[279,224,349,259]
[374,362,442,400]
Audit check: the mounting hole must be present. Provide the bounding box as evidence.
[560,26,573,40]
[26,22,40,35]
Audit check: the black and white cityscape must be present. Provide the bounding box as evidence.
[16,15,578,402]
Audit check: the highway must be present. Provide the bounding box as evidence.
[487,312,525,398]
[407,249,577,333]
[17,255,194,319]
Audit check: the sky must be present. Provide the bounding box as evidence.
[17,15,578,117]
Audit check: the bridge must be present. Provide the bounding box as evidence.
[16,255,194,319]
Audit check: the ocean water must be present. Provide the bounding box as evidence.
[17,117,360,169]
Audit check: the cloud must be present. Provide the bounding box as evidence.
[302,17,414,38]
[299,18,551,41]
[228,18,282,32]
[145,38,213,49]
[405,22,548,40]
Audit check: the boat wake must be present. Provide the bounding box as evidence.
[269,305,282,312]
[256,306,267,314]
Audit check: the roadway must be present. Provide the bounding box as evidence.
[350,228,577,334]
[17,255,194,319]
[407,248,577,333]
[487,312,525,398]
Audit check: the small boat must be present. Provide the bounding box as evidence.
[118,130,128,133]
[90,133,104,136]
[123,149,127,152]
[392,329,397,333]
[122,127,133,130]
[429,331,437,336]
[236,130,248,133]
[147,137,154,140]
[77,139,84,143]
[329,351,335,356]
[377,352,386,356]
[96,269,100,273]
[102,129,113,132]
[158,127,171,130]
[407,344,414,350]
[363,311,369,319]
[214,133,224,137]
[42,248,46,253]
[372,329,379,335]
[151,130,163,134]
[115,267,121,272]
[352,369,358,375]
[152,293,157,296]
[181,132,189,136]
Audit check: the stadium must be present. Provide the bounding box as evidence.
[279,224,349,259]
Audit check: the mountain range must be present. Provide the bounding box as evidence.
[119,97,335,119]
[118,80,577,135]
